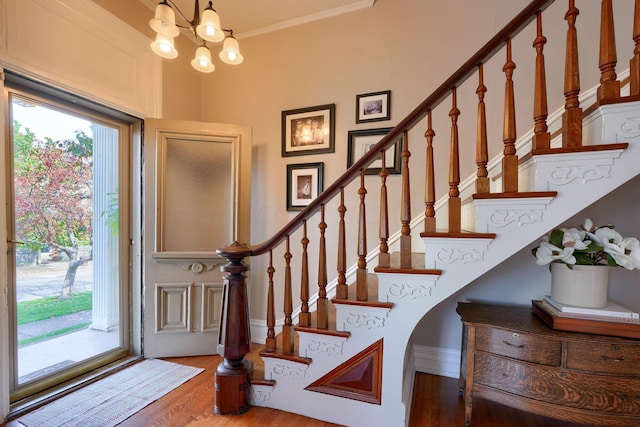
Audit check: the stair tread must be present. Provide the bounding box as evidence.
[472,190,557,199]
[532,142,628,156]
[419,230,496,239]
[373,266,442,274]
[295,324,350,338]
[258,349,312,364]
[331,297,393,309]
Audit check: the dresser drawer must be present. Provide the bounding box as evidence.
[474,353,640,415]
[475,326,562,366]
[566,340,640,375]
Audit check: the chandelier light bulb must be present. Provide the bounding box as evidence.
[219,35,244,65]
[151,33,178,59]
[191,45,215,73]
[196,6,225,43]
[149,2,180,37]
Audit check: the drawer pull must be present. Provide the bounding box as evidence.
[600,355,625,362]
[503,340,525,349]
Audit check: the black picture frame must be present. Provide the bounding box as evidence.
[347,128,402,175]
[282,104,335,157]
[286,162,324,211]
[356,90,391,123]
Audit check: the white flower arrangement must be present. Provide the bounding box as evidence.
[532,218,640,270]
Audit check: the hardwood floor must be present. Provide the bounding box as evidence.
[3,354,591,427]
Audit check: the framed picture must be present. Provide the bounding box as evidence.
[286,162,324,211]
[347,128,402,175]
[356,90,391,123]
[282,104,335,157]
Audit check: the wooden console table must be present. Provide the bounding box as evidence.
[457,302,640,427]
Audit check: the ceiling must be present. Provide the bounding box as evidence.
[141,0,376,39]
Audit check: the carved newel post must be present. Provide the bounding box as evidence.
[215,241,253,415]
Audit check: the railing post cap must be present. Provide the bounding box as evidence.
[216,240,251,259]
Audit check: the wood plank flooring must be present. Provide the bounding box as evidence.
[3,354,591,427]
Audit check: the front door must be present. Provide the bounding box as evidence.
[142,119,251,358]
[5,83,132,403]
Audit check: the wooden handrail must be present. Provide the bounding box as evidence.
[240,0,555,258]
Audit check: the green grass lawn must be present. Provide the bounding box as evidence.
[17,291,92,325]
[19,322,92,346]
[17,292,93,345]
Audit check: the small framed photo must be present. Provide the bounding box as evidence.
[286,162,324,211]
[282,104,335,157]
[347,128,402,175]
[356,90,391,123]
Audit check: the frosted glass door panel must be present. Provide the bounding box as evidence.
[164,138,233,251]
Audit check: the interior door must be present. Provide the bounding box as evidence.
[142,119,251,357]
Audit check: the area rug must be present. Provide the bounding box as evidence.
[19,359,204,427]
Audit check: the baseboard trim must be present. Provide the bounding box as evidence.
[252,323,461,381]
[413,344,460,379]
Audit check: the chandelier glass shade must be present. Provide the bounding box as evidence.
[149,0,243,73]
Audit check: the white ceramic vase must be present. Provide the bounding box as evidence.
[550,263,610,308]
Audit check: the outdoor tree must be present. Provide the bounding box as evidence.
[13,121,93,298]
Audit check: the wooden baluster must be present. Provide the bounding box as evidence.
[378,150,390,268]
[336,188,348,300]
[424,110,436,233]
[476,64,490,193]
[282,235,294,354]
[299,221,310,327]
[317,205,328,329]
[357,170,368,301]
[630,0,640,96]
[533,12,551,151]
[400,130,412,268]
[598,0,620,101]
[265,250,276,352]
[449,87,461,233]
[563,0,582,148]
[502,38,518,192]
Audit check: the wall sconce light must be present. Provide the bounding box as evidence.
[149,0,243,73]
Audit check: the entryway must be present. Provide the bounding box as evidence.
[5,76,135,403]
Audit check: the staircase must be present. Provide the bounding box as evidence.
[214,1,640,426]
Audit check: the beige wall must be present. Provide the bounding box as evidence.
[92,0,203,120]
[201,0,531,242]
[197,0,533,319]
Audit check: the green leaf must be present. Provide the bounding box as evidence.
[549,229,564,247]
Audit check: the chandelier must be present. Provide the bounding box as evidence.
[149,0,243,73]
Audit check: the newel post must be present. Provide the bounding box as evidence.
[214,241,252,415]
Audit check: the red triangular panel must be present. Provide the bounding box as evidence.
[305,339,383,404]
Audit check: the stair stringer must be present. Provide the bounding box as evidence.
[252,298,413,427]
[251,101,640,427]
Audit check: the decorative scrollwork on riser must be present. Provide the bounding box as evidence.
[489,209,543,228]
[251,388,272,403]
[549,165,611,186]
[618,117,640,138]
[435,248,485,265]
[345,313,387,329]
[270,362,308,379]
[388,282,433,299]
[305,339,344,356]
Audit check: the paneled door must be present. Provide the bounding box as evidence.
[142,119,251,357]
